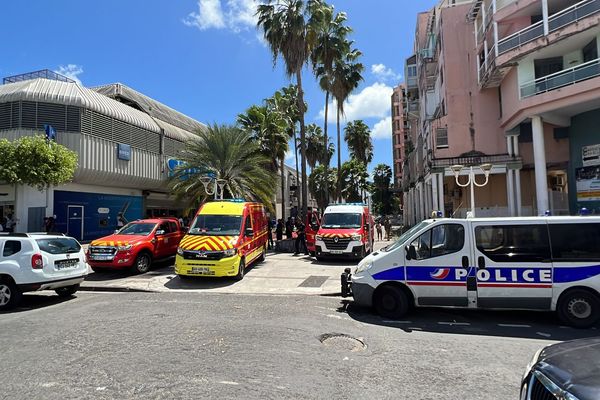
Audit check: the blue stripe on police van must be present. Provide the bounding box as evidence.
[553,265,600,283]
[372,267,405,281]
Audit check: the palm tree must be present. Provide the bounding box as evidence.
[344,120,373,165]
[306,123,333,168]
[257,0,328,218]
[170,124,277,209]
[339,158,369,202]
[330,45,364,200]
[237,104,288,216]
[308,164,337,211]
[311,7,351,203]
[372,163,393,215]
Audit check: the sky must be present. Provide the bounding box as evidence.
[1,0,437,174]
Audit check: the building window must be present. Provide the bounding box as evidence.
[436,128,448,149]
[534,57,563,79]
[583,38,598,63]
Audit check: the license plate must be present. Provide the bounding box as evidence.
[190,267,210,274]
[331,250,343,254]
[91,255,113,261]
[55,259,79,269]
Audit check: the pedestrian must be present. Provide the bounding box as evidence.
[376,221,382,241]
[294,217,308,255]
[276,219,283,241]
[117,212,127,229]
[268,218,275,249]
[384,217,392,241]
[178,216,184,226]
[5,214,15,233]
[44,216,56,233]
[285,217,293,239]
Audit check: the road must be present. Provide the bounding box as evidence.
[1,290,597,400]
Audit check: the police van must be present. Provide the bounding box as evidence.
[341,216,600,328]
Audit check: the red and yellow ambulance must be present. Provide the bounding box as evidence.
[174,200,268,280]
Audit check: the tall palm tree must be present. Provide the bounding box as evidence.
[339,158,369,202]
[330,44,364,201]
[372,163,393,215]
[308,164,337,211]
[344,119,373,165]
[311,7,351,204]
[170,124,277,209]
[257,0,328,218]
[306,123,333,168]
[237,104,288,217]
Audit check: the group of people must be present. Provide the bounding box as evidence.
[375,217,392,241]
[0,214,15,233]
[264,216,309,256]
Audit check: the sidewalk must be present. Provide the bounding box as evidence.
[80,240,393,296]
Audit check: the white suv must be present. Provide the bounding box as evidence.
[0,233,88,310]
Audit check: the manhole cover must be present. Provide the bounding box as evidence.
[319,333,366,352]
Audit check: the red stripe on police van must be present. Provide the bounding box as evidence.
[477,283,552,288]
[408,281,465,286]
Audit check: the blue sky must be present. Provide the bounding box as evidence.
[1,0,437,174]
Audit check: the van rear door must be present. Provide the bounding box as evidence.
[471,221,553,310]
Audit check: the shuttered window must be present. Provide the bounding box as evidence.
[436,128,448,149]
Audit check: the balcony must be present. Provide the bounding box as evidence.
[497,0,600,55]
[520,57,600,98]
[431,153,521,169]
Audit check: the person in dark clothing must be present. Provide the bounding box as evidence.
[275,219,284,241]
[294,217,308,255]
[267,219,275,249]
[44,216,56,233]
[285,217,293,239]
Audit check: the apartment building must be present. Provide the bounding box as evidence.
[401,0,600,226]
[391,85,405,189]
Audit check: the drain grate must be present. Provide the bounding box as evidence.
[319,333,366,352]
[299,275,329,288]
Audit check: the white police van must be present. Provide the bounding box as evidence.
[341,216,600,328]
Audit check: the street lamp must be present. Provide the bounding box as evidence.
[450,163,493,218]
[199,176,228,200]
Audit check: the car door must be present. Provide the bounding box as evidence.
[405,221,470,307]
[167,221,180,255]
[471,221,553,310]
[155,222,171,259]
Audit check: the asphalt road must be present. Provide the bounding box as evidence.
[2,291,597,400]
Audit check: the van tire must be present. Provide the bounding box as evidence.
[55,284,80,298]
[0,278,21,311]
[258,245,266,262]
[235,258,245,281]
[557,289,600,328]
[374,285,409,319]
[132,252,152,274]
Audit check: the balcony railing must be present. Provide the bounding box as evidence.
[520,57,600,98]
[498,0,600,55]
[406,74,418,89]
[478,45,497,81]
[431,153,520,168]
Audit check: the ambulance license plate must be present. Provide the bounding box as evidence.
[331,250,343,254]
[190,267,210,274]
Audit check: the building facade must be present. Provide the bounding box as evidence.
[401,0,600,226]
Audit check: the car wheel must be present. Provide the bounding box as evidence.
[557,289,600,328]
[55,284,80,298]
[132,253,152,274]
[234,258,245,281]
[374,285,409,319]
[0,279,22,311]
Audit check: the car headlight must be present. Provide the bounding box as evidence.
[176,247,184,256]
[355,261,372,274]
[223,248,237,257]
[117,244,133,251]
[315,235,323,241]
[351,234,362,241]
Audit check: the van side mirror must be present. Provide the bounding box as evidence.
[245,228,254,238]
[405,245,417,260]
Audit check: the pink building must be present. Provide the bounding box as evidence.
[391,85,405,189]
[401,0,600,225]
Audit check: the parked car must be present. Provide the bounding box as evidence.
[87,218,184,274]
[0,232,88,310]
[520,337,600,400]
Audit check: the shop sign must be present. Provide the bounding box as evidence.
[166,158,205,179]
[576,166,600,202]
[117,143,131,161]
[582,144,600,167]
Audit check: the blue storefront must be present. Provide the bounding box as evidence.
[53,190,143,241]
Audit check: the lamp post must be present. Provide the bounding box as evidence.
[199,176,228,200]
[450,163,493,218]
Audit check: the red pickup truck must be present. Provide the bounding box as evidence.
[87,218,184,273]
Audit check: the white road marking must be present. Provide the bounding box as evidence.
[438,322,470,326]
[96,387,107,391]
[382,320,413,324]
[219,381,240,385]
[536,332,552,338]
[498,324,531,328]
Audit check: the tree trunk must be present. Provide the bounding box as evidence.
[296,70,308,218]
[280,157,286,221]
[323,90,329,207]
[294,133,299,206]
[336,107,342,202]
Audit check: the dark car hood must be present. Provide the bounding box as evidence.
[536,337,600,400]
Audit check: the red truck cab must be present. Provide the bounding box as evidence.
[87,218,184,273]
[305,208,321,256]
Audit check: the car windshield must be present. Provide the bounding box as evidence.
[188,215,242,235]
[36,238,81,254]
[321,213,362,229]
[118,223,157,236]
[384,220,433,252]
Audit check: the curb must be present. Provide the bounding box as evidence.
[79,285,155,293]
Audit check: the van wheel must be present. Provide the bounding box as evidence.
[258,245,266,262]
[234,258,245,281]
[374,285,408,319]
[557,289,600,328]
[0,278,22,311]
[55,284,80,298]
[132,253,152,274]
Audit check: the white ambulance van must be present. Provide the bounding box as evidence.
[341,216,600,328]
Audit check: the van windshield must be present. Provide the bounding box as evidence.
[384,220,432,252]
[321,213,361,229]
[188,215,242,235]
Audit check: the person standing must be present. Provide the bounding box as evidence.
[267,218,275,249]
[44,216,56,233]
[384,217,392,241]
[5,214,15,233]
[275,219,284,241]
[376,221,383,241]
[285,217,293,239]
[294,217,308,255]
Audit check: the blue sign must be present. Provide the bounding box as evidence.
[44,124,56,141]
[117,143,131,161]
[166,158,203,179]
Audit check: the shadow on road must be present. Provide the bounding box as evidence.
[162,261,264,290]
[339,300,600,341]
[85,259,174,282]
[0,293,76,314]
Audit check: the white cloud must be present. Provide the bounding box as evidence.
[371,116,392,140]
[183,0,259,33]
[55,64,83,84]
[285,149,295,162]
[371,63,402,83]
[317,82,393,123]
